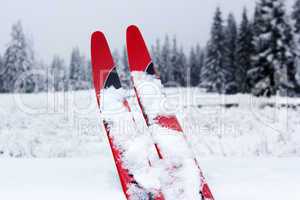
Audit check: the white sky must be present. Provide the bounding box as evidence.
[0,0,295,63]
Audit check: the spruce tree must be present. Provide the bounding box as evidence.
[1,21,35,93]
[0,54,2,70]
[293,0,300,35]
[113,48,130,88]
[34,61,48,92]
[292,0,300,85]
[160,35,173,85]
[283,19,300,96]
[170,37,187,86]
[112,50,120,67]
[177,47,188,86]
[151,39,162,79]
[250,2,267,95]
[121,47,131,88]
[0,54,3,92]
[189,45,203,87]
[69,47,87,90]
[196,45,205,85]
[189,47,198,87]
[50,55,67,91]
[250,0,298,96]
[201,7,226,93]
[85,60,93,89]
[236,8,254,93]
[170,37,179,86]
[224,13,238,94]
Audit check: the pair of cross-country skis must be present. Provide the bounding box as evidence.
[90,25,215,200]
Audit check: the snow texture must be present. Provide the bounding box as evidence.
[99,87,161,196]
[131,71,207,199]
[0,89,300,199]
[1,89,300,158]
[0,157,299,200]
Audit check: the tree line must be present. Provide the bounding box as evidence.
[0,21,93,93]
[0,0,300,97]
[152,0,300,97]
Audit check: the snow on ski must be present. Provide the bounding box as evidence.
[91,31,164,200]
[126,25,215,200]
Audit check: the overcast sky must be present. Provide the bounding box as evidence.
[0,0,295,63]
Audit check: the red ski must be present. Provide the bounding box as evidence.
[91,31,164,200]
[126,25,215,200]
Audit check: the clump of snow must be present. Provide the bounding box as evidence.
[131,71,203,199]
[149,125,202,200]
[98,86,162,196]
[131,72,174,120]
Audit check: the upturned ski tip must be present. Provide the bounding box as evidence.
[91,31,114,72]
[91,31,117,104]
[126,25,152,72]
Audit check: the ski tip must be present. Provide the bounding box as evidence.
[90,30,116,99]
[91,31,104,41]
[126,25,152,72]
[91,31,106,56]
[90,30,114,72]
[126,24,140,34]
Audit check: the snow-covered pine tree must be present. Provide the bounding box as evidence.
[177,47,188,86]
[85,60,93,89]
[236,8,254,93]
[224,13,238,94]
[121,47,131,88]
[0,54,3,92]
[50,55,67,91]
[112,49,120,67]
[251,0,299,97]
[32,61,48,92]
[189,47,198,87]
[160,35,173,86]
[292,0,300,84]
[69,47,87,90]
[293,0,300,37]
[170,37,179,86]
[283,17,300,96]
[0,54,2,70]
[151,39,162,78]
[170,37,187,86]
[197,45,205,85]
[112,48,130,88]
[250,2,267,95]
[201,7,226,93]
[112,49,120,85]
[189,44,204,87]
[1,21,35,93]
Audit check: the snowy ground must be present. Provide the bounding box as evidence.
[1,89,299,158]
[0,157,299,200]
[0,89,300,199]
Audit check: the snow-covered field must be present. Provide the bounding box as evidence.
[0,89,300,199]
[0,157,299,200]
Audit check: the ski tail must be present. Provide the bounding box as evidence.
[126,25,215,200]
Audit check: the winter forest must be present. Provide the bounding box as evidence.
[1,0,300,97]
